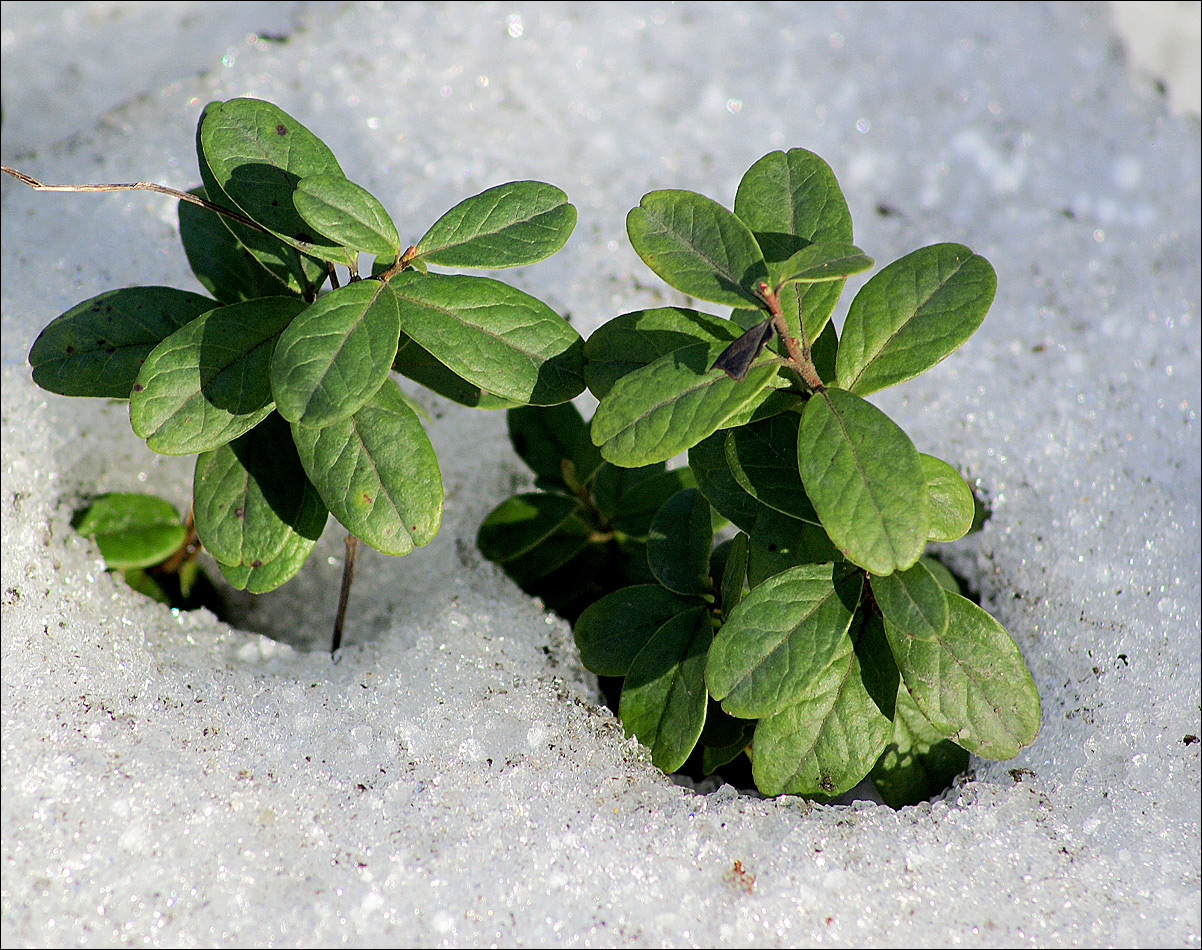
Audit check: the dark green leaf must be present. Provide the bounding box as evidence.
[506,403,603,492]
[291,378,443,555]
[836,244,996,396]
[476,493,582,563]
[179,187,296,304]
[129,296,308,455]
[619,606,713,773]
[294,174,401,258]
[590,460,665,520]
[199,97,356,267]
[496,514,595,588]
[192,412,327,568]
[920,454,975,542]
[573,584,698,676]
[707,562,863,719]
[882,590,1041,760]
[869,684,970,808]
[745,508,843,587]
[271,279,401,427]
[415,180,576,268]
[724,411,820,523]
[810,315,839,383]
[717,531,749,621]
[607,468,698,538]
[590,340,779,466]
[752,611,897,797]
[798,388,928,575]
[584,307,743,399]
[688,430,776,534]
[71,493,185,570]
[29,287,217,399]
[389,272,584,406]
[646,488,713,597]
[699,702,755,773]
[777,242,873,285]
[392,332,517,410]
[626,190,769,308]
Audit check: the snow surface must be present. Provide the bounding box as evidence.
[2,2,1199,946]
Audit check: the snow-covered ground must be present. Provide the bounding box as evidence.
[2,3,1198,945]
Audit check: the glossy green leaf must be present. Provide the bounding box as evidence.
[688,430,777,534]
[584,307,742,399]
[294,174,400,258]
[388,272,584,405]
[798,388,928,575]
[920,454,975,542]
[216,524,320,594]
[415,180,576,268]
[178,187,296,304]
[199,97,356,267]
[717,531,749,621]
[392,332,517,410]
[619,606,713,773]
[590,340,779,466]
[573,584,698,677]
[869,684,971,809]
[626,190,769,308]
[590,461,664,519]
[291,379,442,555]
[745,508,843,587]
[810,316,839,383]
[699,702,755,773]
[29,287,217,399]
[777,242,873,285]
[271,280,401,426]
[646,488,713,597]
[195,101,327,297]
[496,513,594,588]
[506,403,603,492]
[71,493,185,571]
[606,467,698,538]
[192,412,327,568]
[882,591,1041,760]
[724,411,820,524]
[476,492,582,563]
[130,296,308,455]
[707,562,863,719]
[752,611,897,797]
[870,560,949,642]
[836,244,996,396]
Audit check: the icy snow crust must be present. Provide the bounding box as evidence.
[2,3,1199,946]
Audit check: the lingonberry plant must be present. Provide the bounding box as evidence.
[8,97,583,651]
[480,148,1040,804]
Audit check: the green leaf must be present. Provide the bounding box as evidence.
[392,332,517,410]
[591,461,664,518]
[130,296,308,455]
[590,340,779,466]
[745,508,844,587]
[733,148,854,269]
[836,244,996,396]
[707,562,863,719]
[584,307,742,399]
[798,388,928,575]
[717,531,749,621]
[199,97,356,268]
[919,555,961,595]
[495,514,595,588]
[606,468,698,538]
[506,403,603,492]
[752,611,897,797]
[688,431,777,534]
[294,174,401,258]
[71,493,185,571]
[882,590,1041,760]
[195,101,327,297]
[870,560,949,645]
[388,272,584,405]
[178,188,296,304]
[619,606,713,773]
[870,684,971,809]
[724,411,820,524]
[920,454,975,542]
[415,181,576,268]
[699,702,755,773]
[476,493,582,563]
[810,316,839,383]
[29,287,218,399]
[573,584,698,676]
[777,242,873,286]
[271,280,401,427]
[646,488,713,597]
[291,378,443,555]
[626,190,769,308]
[216,525,320,594]
[192,412,327,568]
